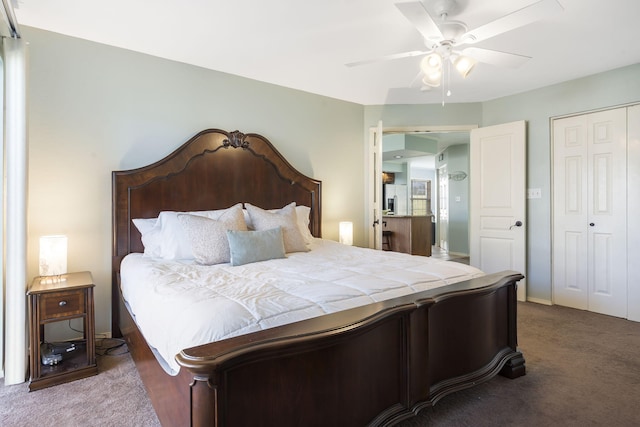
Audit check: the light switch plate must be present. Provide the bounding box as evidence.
[527,188,542,199]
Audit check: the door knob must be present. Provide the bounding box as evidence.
[509,220,523,230]
[589,222,595,227]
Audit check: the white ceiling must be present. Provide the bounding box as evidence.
[12,0,640,105]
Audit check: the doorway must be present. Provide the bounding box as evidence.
[369,126,474,257]
[367,121,527,301]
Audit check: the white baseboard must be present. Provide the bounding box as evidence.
[526,297,552,306]
[65,331,112,342]
[447,251,468,257]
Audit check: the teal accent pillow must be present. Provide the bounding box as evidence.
[227,227,286,266]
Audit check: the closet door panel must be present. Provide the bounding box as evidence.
[553,107,627,318]
[586,108,627,317]
[553,115,588,309]
[627,105,640,322]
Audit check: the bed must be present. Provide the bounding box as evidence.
[112,128,525,426]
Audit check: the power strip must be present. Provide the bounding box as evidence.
[40,342,77,366]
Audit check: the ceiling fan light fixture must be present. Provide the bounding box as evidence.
[422,70,442,87]
[383,0,556,97]
[453,55,476,78]
[420,53,442,72]
[420,53,443,87]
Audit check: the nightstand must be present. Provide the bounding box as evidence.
[27,271,98,391]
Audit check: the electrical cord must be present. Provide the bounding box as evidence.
[67,319,129,356]
[68,319,84,334]
[96,337,128,356]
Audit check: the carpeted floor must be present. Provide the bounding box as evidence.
[0,340,160,427]
[398,302,640,426]
[2,302,639,426]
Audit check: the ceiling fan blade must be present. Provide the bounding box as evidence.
[461,0,563,44]
[346,50,428,67]
[409,71,424,89]
[395,1,444,42]
[462,47,530,68]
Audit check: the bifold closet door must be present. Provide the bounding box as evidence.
[553,107,627,318]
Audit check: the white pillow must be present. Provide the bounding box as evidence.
[243,204,314,245]
[132,218,162,258]
[295,205,314,245]
[245,202,309,253]
[134,203,246,260]
[132,217,156,234]
[177,213,246,265]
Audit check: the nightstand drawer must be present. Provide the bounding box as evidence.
[39,290,85,320]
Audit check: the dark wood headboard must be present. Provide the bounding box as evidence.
[112,129,321,333]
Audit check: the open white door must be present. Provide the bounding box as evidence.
[470,121,526,301]
[437,164,449,251]
[366,121,383,249]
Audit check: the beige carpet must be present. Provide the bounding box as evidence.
[2,302,639,426]
[398,302,640,426]
[0,341,160,427]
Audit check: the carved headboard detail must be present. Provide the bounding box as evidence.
[112,127,321,273]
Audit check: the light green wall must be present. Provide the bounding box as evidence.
[443,144,469,255]
[364,102,483,129]
[24,26,364,336]
[23,24,640,336]
[381,133,406,151]
[482,63,640,302]
[366,63,640,303]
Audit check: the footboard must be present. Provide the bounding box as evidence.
[176,271,525,426]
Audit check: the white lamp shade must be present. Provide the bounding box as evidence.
[339,221,353,246]
[422,70,442,87]
[39,235,68,276]
[420,53,443,87]
[453,55,477,78]
[420,53,442,72]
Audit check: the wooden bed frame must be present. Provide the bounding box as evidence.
[112,128,525,426]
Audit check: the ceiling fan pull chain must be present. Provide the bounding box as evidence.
[447,60,452,97]
[442,70,445,106]
[442,59,452,106]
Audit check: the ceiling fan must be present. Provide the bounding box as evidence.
[348,0,563,91]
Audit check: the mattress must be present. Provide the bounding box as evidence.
[120,238,484,374]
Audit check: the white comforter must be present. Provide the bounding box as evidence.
[120,239,484,374]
